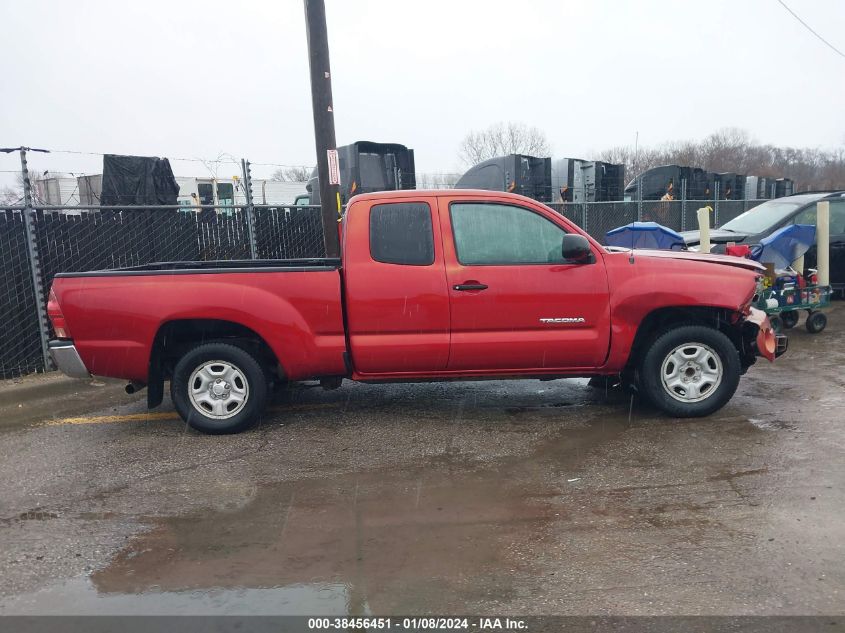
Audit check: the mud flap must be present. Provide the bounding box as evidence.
[147,364,164,409]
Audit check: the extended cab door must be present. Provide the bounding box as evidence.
[439,197,611,371]
[344,196,450,374]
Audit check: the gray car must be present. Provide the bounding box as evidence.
[681,191,845,293]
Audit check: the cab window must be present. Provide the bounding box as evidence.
[450,202,567,265]
[369,202,434,266]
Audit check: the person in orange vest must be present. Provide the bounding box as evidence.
[559,185,570,203]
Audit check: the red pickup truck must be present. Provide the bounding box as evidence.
[47,190,785,434]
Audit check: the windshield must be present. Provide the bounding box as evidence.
[720,199,806,234]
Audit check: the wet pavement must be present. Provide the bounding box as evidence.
[0,307,843,615]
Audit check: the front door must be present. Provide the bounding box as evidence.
[440,199,611,371]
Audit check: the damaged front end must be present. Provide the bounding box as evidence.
[740,306,788,366]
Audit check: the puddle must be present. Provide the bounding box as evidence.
[83,470,555,613]
[1,418,627,615]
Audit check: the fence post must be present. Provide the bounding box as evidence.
[714,182,720,227]
[19,148,53,371]
[680,179,687,231]
[241,159,258,259]
[637,176,643,222]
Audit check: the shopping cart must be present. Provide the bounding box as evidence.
[755,280,831,334]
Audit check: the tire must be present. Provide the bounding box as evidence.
[769,315,784,334]
[805,311,827,334]
[639,325,741,418]
[170,342,268,434]
[780,311,799,330]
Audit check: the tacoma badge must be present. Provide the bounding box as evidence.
[540,317,586,324]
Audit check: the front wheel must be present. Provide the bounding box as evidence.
[639,325,741,418]
[171,342,268,434]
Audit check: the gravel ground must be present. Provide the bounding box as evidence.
[0,306,842,616]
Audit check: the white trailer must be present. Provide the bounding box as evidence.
[35,176,80,206]
[72,175,307,208]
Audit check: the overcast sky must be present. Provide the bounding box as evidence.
[2,0,844,183]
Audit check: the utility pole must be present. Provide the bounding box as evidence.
[304,0,341,258]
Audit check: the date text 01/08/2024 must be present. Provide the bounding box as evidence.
[307,617,528,630]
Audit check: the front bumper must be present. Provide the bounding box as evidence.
[48,340,91,379]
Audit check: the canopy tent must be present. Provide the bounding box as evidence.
[751,224,816,270]
[605,222,686,251]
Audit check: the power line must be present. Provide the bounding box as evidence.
[776,0,845,60]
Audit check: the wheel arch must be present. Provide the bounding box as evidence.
[625,305,743,371]
[147,319,282,408]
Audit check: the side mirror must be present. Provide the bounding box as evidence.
[561,234,594,264]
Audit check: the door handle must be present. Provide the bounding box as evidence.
[453,283,488,291]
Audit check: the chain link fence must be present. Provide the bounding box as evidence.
[548,198,766,241]
[1,181,769,379]
[1,203,326,378]
[1,208,44,378]
[254,205,327,259]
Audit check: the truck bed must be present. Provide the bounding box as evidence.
[50,259,347,382]
[54,258,341,278]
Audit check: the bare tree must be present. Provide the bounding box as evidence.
[417,172,462,189]
[0,186,20,205]
[598,128,845,192]
[271,166,312,182]
[458,122,552,166]
[0,170,45,205]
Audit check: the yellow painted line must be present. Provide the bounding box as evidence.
[45,402,339,427]
[45,412,179,426]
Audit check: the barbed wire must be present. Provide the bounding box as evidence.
[5,148,475,181]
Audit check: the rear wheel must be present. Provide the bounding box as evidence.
[639,325,741,418]
[769,315,784,334]
[805,311,827,334]
[171,342,268,434]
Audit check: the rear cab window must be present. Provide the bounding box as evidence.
[369,202,435,265]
